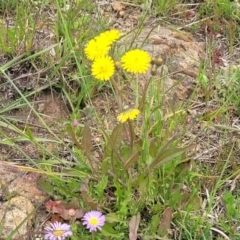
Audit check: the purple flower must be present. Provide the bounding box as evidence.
[44,221,72,240]
[82,211,105,232]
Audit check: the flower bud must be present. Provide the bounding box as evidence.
[73,119,78,127]
[68,209,76,216]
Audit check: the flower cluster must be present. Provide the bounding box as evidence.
[44,211,106,239]
[84,29,121,81]
[84,29,151,81]
[84,29,151,123]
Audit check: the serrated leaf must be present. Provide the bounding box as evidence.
[96,175,108,198]
[138,176,148,197]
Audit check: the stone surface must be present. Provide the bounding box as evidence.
[123,26,205,103]
[0,162,48,239]
[0,196,34,238]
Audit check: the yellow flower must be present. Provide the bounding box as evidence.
[84,38,110,61]
[117,109,140,123]
[92,56,115,81]
[98,29,121,45]
[121,49,151,74]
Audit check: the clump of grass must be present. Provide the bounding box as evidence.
[35,26,198,239]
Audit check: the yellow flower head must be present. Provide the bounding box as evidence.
[98,29,121,45]
[117,109,140,123]
[121,49,151,74]
[92,56,115,81]
[84,38,110,61]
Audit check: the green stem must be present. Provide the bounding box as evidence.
[127,120,134,154]
[136,73,139,108]
[110,78,123,111]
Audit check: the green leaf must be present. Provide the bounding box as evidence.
[150,214,161,232]
[137,174,148,197]
[105,124,123,157]
[123,151,139,171]
[81,123,92,154]
[105,213,122,223]
[96,175,108,198]
[148,146,190,171]
[25,124,34,141]
[81,190,98,209]
[37,178,54,195]
[149,138,158,157]
[61,168,90,178]
[223,191,236,218]
[66,124,81,148]
[175,159,191,181]
[101,223,119,237]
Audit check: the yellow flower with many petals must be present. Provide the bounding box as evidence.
[84,38,110,61]
[117,109,140,123]
[92,56,115,81]
[98,29,121,45]
[121,49,151,74]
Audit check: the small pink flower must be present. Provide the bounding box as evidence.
[73,119,78,127]
[82,211,105,232]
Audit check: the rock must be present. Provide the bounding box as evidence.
[0,162,48,239]
[0,196,34,238]
[123,26,205,104]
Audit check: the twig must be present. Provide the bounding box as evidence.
[177,16,214,30]
[210,227,231,240]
